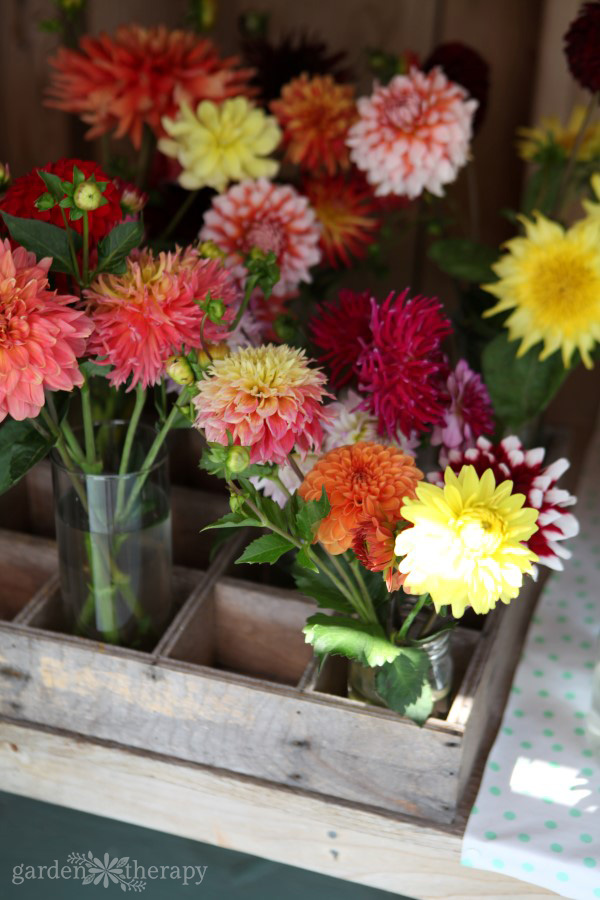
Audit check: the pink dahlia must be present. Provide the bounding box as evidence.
[346,67,477,198]
[310,289,372,388]
[431,436,579,571]
[431,359,494,454]
[193,343,330,464]
[199,178,322,297]
[0,239,92,421]
[85,247,240,389]
[357,291,451,438]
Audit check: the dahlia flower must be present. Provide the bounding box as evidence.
[431,436,579,572]
[298,441,422,555]
[0,159,122,241]
[564,2,600,94]
[0,240,92,421]
[323,389,418,456]
[303,173,381,268]
[159,98,281,192]
[424,42,489,131]
[310,289,372,388]
[352,516,403,592]
[199,179,322,297]
[431,359,494,454]
[357,291,452,438]
[483,213,600,369]
[193,344,330,464]
[85,247,240,389]
[396,466,539,618]
[347,67,477,198]
[583,173,600,220]
[518,107,600,163]
[271,74,356,175]
[47,25,254,148]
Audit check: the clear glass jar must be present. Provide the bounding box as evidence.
[51,421,172,649]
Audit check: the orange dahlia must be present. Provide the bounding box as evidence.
[352,516,404,592]
[303,173,380,267]
[299,442,422,555]
[270,74,357,175]
[46,25,254,149]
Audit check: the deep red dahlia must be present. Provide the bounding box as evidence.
[564,2,600,93]
[0,159,122,241]
[309,289,372,388]
[357,291,451,438]
[432,436,579,572]
[424,42,490,131]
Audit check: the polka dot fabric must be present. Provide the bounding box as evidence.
[462,425,600,899]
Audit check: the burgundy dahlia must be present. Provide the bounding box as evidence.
[310,289,372,388]
[564,2,600,93]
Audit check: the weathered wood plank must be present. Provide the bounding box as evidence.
[0,530,57,621]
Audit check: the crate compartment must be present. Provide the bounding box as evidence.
[0,530,57,622]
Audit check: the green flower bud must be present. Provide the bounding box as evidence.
[165,355,195,386]
[229,491,247,514]
[226,445,251,475]
[0,162,12,191]
[206,297,226,324]
[198,240,226,260]
[35,191,56,211]
[74,180,103,211]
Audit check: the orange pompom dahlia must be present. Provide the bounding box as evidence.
[299,442,422,554]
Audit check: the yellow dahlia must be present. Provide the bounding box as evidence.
[395,466,539,618]
[517,107,600,162]
[159,97,281,192]
[483,213,600,369]
[583,172,600,220]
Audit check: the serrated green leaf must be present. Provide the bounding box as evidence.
[303,613,401,667]
[0,418,56,495]
[202,510,263,531]
[428,238,498,283]
[36,169,65,201]
[482,332,568,430]
[96,220,144,275]
[293,565,354,612]
[375,649,433,725]
[0,212,81,275]
[294,547,319,572]
[295,486,330,542]
[235,532,296,565]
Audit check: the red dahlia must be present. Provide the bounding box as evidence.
[564,2,600,93]
[309,289,372,388]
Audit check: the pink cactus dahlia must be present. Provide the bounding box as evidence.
[430,436,579,571]
[346,67,477,198]
[85,246,240,389]
[199,179,322,297]
[431,359,494,455]
[193,343,330,464]
[0,239,92,422]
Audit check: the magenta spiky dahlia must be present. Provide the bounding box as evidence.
[430,436,579,572]
[199,178,322,297]
[346,67,477,198]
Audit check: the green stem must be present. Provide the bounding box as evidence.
[228,480,302,549]
[552,92,599,217]
[159,189,199,241]
[350,557,379,624]
[60,419,88,468]
[40,408,89,510]
[80,377,96,467]
[320,549,369,620]
[269,473,293,499]
[82,211,90,285]
[59,207,81,284]
[397,593,430,643]
[229,273,256,334]
[135,125,157,190]
[115,384,146,517]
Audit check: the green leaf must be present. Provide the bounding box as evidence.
[0,212,81,275]
[482,332,568,430]
[295,487,330,542]
[303,613,401,667]
[294,547,319,573]
[235,532,296,565]
[36,169,65,201]
[0,418,56,495]
[202,510,263,531]
[293,565,354,613]
[96,220,144,275]
[375,649,433,725]
[428,238,498,283]
[80,359,110,379]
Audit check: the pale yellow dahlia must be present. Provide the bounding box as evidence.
[483,213,600,369]
[395,466,538,618]
[517,107,600,162]
[159,97,281,192]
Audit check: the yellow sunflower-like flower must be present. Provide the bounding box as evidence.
[159,97,281,192]
[394,466,539,618]
[517,107,600,162]
[483,213,600,369]
[583,172,600,220]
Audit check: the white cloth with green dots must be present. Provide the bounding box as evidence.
[462,426,600,900]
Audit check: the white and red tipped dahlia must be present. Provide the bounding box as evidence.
[429,436,579,571]
[346,67,477,198]
[199,178,322,297]
[431,359,494,455]
[85,246,240,390]
[0,240,92,421]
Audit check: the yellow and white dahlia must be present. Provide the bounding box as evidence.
[159,97,281,192]
[394,465,539,618]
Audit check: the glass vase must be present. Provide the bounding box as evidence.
[51,421,172,649]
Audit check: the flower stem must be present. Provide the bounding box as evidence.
[552,92,599,217]
[60,207,81,284]
[397,593,431,643]
[82,211,90,284]
[229,272,257,334]
[136,125,157,190]
[159,189,199,241]
[115,383,147,518]
[350,557,379,624]
[80,376,96,467]
[60,419,88,468]
[286,454,305,484]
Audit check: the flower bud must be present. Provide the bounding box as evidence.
[226,445,251,475]
[229,491,247,514]
[273,314,296,344]
[206,297,226,324]
[196,342,229,369]
[165,355,195,386]
[35,191,56,211]
[0,162,12,191]
[120,186,147,215]
[198,240,225,260]
[74,180,103,211]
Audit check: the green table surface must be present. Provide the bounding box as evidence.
[0,790,408,899]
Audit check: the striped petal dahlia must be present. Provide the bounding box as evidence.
[0,240,92,421]
[199,179,321,296]
[85,247,240,389]
[429,436,579,572]
[193,344,330,464]
[347,67,477,198]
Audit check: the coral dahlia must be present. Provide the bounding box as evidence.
[193,344,330,464]
[430,436,579,572]
[564,2,600,94]
[347,67,477,198]
[298,441,422,555]
[310,289,372,388]
[0,240,92,421]
[46,25,254,148]
[431,359,494,455]
[303,173,381,268]
[199,179,322,297]
[271,74,357,175]
[85,247,240,389]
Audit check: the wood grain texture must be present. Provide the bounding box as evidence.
[0,530,57,621]
[0,719,559,899]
